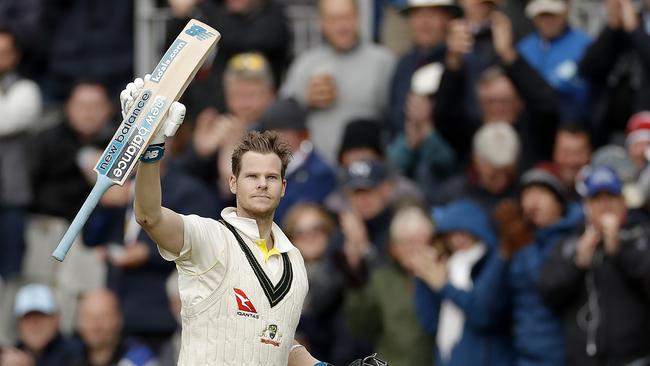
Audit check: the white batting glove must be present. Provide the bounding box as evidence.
[119,75,186,145]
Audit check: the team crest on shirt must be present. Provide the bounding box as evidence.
[260,323,282,347]
[234,288,259,319]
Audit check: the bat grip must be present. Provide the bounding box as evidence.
[52,175,114,262]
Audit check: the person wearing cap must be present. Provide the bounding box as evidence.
[579,0,650,146]
[625,111,650,171]
[435,8,560,167]
[388,0,460,136]
[517,0,591,124]
[433,122,520,215]
[2,284,77,366]
[258,98,337,223]
[497,162,583,366]
[280,0,396,164]
[538,165,650,365]
[412,199,512,366]
[345,204,436,366]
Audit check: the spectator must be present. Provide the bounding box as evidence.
[166,0,290,113]
[580,0,650,147]
[387,55,458,203]
[327,119,424,212]
[388,0,459,135]
[258,98,337,223]
[0,0,48,79]
[435,11,560,167]
[281,0,396,163]
[625,111,650,171]
[180,53,276,206]
[412,199,512,366]
[71,288,158,366]
[553,124,593,201]
[434,122,520,215]
[538,165,650,365]
[43,0,133,101]
[345,204,434,366]
[158,271,180,366]
[282,203,352,365]
[497,163,584,366]
[0,26,41,283]
[338,160,396,279]
[518,0,591,124]
[1,284,78,366]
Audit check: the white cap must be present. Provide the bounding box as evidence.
[525,0,568,18]
[406,0,456,8]
[14,284,58,318]
[411,62,444,95]
[473,122,520,167]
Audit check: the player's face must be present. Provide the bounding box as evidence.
[230,152,286,220]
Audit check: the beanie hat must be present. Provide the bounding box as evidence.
[521,162,568,206]
[337,119,386,163]
[625,111,650,147]
[258,98,307,132]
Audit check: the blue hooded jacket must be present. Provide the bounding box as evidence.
[509,202,584,366]
[415,200,512,366]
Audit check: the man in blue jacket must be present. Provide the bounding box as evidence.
[517,0,591,124]
[501,163,583,366]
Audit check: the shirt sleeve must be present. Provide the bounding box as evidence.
[157,214,226,274]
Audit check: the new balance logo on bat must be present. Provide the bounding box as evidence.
[185,24,216,41]
[234,288,259,319]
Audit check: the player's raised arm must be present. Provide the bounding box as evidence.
[125,77,186,256]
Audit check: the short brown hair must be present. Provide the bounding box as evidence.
[231,131,293,178]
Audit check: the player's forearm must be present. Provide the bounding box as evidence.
[288,342,321,366]
[134,161,163,227]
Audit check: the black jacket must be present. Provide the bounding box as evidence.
[434,55,559,170]
[538,216,650,366]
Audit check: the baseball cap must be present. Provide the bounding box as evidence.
[14,284,58,318]
[258,98,307,132]
[576,165,623,198]
[525,0,568,18]
[343,160,388,190]
[225,52,274,85]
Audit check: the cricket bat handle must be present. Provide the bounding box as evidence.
[52,175,114,261]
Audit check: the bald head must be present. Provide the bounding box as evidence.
[78,289,122,350]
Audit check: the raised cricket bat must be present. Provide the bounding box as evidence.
[52,20,220,261]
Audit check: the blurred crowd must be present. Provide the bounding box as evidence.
[1,0,650,365]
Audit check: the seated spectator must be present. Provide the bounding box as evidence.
[282,203,351,364]
[2,284,77,366]
[0,26,42,284]
[158,271,181,366]
[327,119,424,212]
[553,124,593,201]
[345,204,435,366]
[496,163,583,366]
[388,0,459,135]
[579,0,650,146]
[539,165,650,365]
[281,0,396,163]
[71,288,157,366]
[166,0,290,113]
[436,11,559,167]
[412,200,512,366]
[258,98,337,223]
[518,0,591,124]
[434,122,520,215]
[180,52,276,206]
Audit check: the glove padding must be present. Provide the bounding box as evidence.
[348,354,388,366]
[119,74,186,145]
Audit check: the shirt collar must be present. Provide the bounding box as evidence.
[221,207,295,253]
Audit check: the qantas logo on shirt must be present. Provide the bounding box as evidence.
[234,288,259,319]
